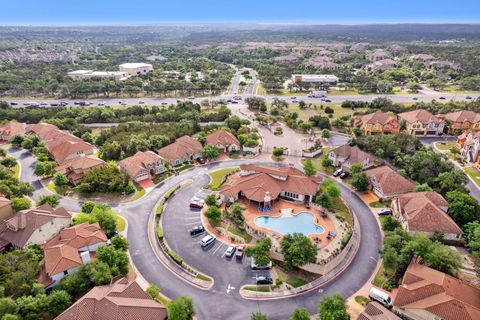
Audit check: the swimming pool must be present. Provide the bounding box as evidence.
[254,211,324,236]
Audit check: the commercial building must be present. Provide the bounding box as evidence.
[56,278,167,320]
[119,63,154,76]
[291,74,339,85]
[67,70,128,81]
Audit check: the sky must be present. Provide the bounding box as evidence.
[1,0,480,25]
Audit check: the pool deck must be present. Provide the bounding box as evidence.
[241,198,337,249]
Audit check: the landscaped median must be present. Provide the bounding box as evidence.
[149,181,214,289]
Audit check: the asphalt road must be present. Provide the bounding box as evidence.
[6,147,382,320]
[5,92,479,109]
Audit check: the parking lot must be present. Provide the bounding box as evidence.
[161,174,271,293]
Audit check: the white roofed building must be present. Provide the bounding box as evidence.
[119,63,154,76]
[291,74,338,85]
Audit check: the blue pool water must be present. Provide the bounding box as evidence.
[254,211,324,236]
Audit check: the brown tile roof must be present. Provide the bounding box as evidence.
[0,204,71,248]
[443,111,480,123]
[331,145,375,164]
[398,109,443,125]
[365,166,415,197]
[55,155,105,178]
[221,165,321,202]
[44,222,107,276]
[397,192,463,235]
[357,112,396,125]
[357,302,400,320]
[55,278,166,320]
[157,135,202,163]
[206,129,240,147]
[0,121,26,138]
[118,151,163,178]
[26,123,94,164]
[393,262,480,320]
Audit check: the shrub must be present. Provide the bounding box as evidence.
[11,197,31,211]
[168,250,183,265]
[156,226,164,240]
[36,194,59,208]
[205,205,222,221]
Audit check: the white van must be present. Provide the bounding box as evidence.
[369,287,392,307]
[200,234,216,248]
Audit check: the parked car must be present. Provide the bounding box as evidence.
[439,96,446,100]
[9,102,18,106]
[466,96,473,99]
[189,198,205,209]
[196,157,206,164]
[190,225,205,237]
[224,245,236,258]
[188,96,195,100]
[235,244,245,260]
[256,276,273,285]
[325,99,332,103]
[138,100,145,104]
[339,171,350,179]
[200,234,216,248]
[369,287,392,307]
[412,97,418,101]
[333,169,343,177]
[290,96,296,99]
[161,102,168,105]
[378,208,393,215]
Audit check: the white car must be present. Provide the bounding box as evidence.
[224,245,236,258]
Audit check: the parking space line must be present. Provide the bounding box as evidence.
[184,212,200,215]
[185,221,201,226]
[185,216,201,220]
[211,243,224,255]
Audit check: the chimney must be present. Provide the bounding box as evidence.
[80,251,91,264]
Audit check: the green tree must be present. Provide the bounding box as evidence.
[46,290,71,317]
[445,191,479,227]
[9,135,24,147]
[322,158,333,167]
[318,295,350,320]
[36,195,59,208]
[352,173,370,191]
[381,216,401,232]
[74,205,118,233]
[273,147,284,158]
[96,245,129,276]
[53,173,69,187]
[204,205,221,221]
[11,197,31,211]
[111,234,128,251]
[0,158,16,168]
[315,192,333,210]
[81,201,96,213]
[0,148,6,157]
[146,284,161,299]
[245,237,272,267]
[34,161,55,177]
[350,163,363,175]
[289,308,310,320]
[202,144,220,160]
[281,233,317,269]
[464,222,480,259]
[226,116,242,131]
[0,298,18,319]
[167,296,195,320]
[325,184,341,199]
[321,129,330,139]
[303,160,316,176]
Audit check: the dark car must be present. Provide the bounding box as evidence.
[190,225,205,237]
[256,276,273,285]
[333,169,342,177]
[439,96,446,100]
[466,96,473,99]
[196,157,206,164]
[189,200,204,209]
[378,208,393,216]
[339,171,350,179]
[232,101,239,104]
[9,102,18,106]
[325,99,332,103]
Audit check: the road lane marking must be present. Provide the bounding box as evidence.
[185,221,202,226]
[211,243,223,255]
[184,212,200,215]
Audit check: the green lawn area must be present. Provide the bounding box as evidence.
[208,167,237,190]
[369,200,391,208]
[114,214,126,232]
[130,183,146,200]
[327,89,360,96]
[253,83,266,96]
[243,285,271,292]
[227,225,253,243]
[464,167,480,187]
[12,163,20,179]
[285,277,308,288]
[47,181,68,195]
[434,141,456,151]
[372,265,395,291]
[443,85,479,94]
[286,103,366,121]
[302,148,334,175]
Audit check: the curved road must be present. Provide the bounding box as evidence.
[7,146,381,320]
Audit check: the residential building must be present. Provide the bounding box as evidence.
[55,277,167,320]
[393,261,480,320]
[351,42,370,52]
[205,129,241,153]
[328,145,375,172]
[409,54,435,63]
[38,222,108,288]
[428,60,460,70]
[365,166,416,200]
[220,164,321,204]
[54,155,106,185]
[357,301,400,320]
[67,70,128,82]
[442,110,480,133]
[392,192,463,241]
[367,49,389,62]
[26,123,95,165]
[0,196,13,222]
[291,74,339,85]
[0,121,26,141]
[397,109,445,136]
[157,135,203,166]
[119,151,165,182]
[366,59,397,73]
[389,44,407,56]
[119,63,154,76]
[353,112,400,135]
[0,204,71,251]
[273,54,299,63]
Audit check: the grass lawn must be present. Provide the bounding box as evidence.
[243,285,271,292]
[286,103,367,121]
[47,181,68,195]
[196,273,212,282]
[372,265,395,291]
[114,214,126,232]
[227,225,253,243]
[369,200,391,208]
[12,163,20,179]
[464,167,480,187]
[327,89,360,96]
[208,167,237,190]
[302,148,334,175]
[254,83,266,96]
[434,141,456,152]
[285,277,308,288]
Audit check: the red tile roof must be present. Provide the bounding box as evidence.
[356,112,397,125]
[0,121,26,139]
[398,109,443,125]
[443,110,480,123]
[55,278,166,320]
[119,151,163,178]
[357,302,400,320]
[394,262,480,320]
[331,145,375,164]
[365,166,415,197]
[206,129,240,147]
[157,135,202,163]
[396,192,463,235]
